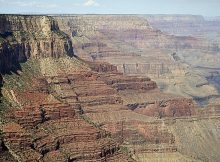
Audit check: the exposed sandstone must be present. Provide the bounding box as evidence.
[2,122,43,162]
[55,15,208,60]
[97,72,157,91]
[1,70,134,161]
[135,98,196,118]
[0,15,74,74]
[88,61,118,73]
[49,69,200,161]
[54,15,220,106]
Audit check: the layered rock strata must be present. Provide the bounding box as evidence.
[54,15,220,106]
[0,14,134,162]
[1,77,134,162]
[0,14,220,162]
[44,65,203,161]
[0,15,74,74]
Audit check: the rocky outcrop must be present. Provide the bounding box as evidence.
[56,15,220,108]
[2,122,42,162]
[1,76,134,162]
[97,73,157,91]
[198,105,220,117]
[47,67,202,161]
[55,15,207,58]
[1,57,219,162]
[88,61,118,73]
[0,15,74,74]
[134,98,196,118]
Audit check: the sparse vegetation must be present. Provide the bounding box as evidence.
[3,59,41,92]
[80,114,102,129]
[0,59,42,116]
[0,96,12,118]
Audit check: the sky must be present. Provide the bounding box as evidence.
[0,0,219,17]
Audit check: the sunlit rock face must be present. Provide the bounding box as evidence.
[0,15,74,74]
[54,15,220,106]
[0,15,136,162]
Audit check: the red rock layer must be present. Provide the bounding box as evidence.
[47,70,198,157]
[1,77,134,162]
[135,98,196,118]
[1,63,200,161]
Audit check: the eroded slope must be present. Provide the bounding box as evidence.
[54,15,220,106]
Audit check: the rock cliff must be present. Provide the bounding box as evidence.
[0,15,74,74]
[54,15,208,57]
[0,15,135,162]
[54,15,220,106]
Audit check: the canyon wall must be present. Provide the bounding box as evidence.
[55,15,208,51]
[145,15,220,42]
[0,15,135,162]
[0,15,74,74]
[54,15,220,105]
[145,15,206,36]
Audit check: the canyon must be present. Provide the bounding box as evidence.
[54,15,220,106]
[0,14,219,162]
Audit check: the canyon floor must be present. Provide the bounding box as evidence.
[0,14,220,162]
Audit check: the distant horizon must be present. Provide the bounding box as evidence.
[0,13,219,18]
[0,0,220,17]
